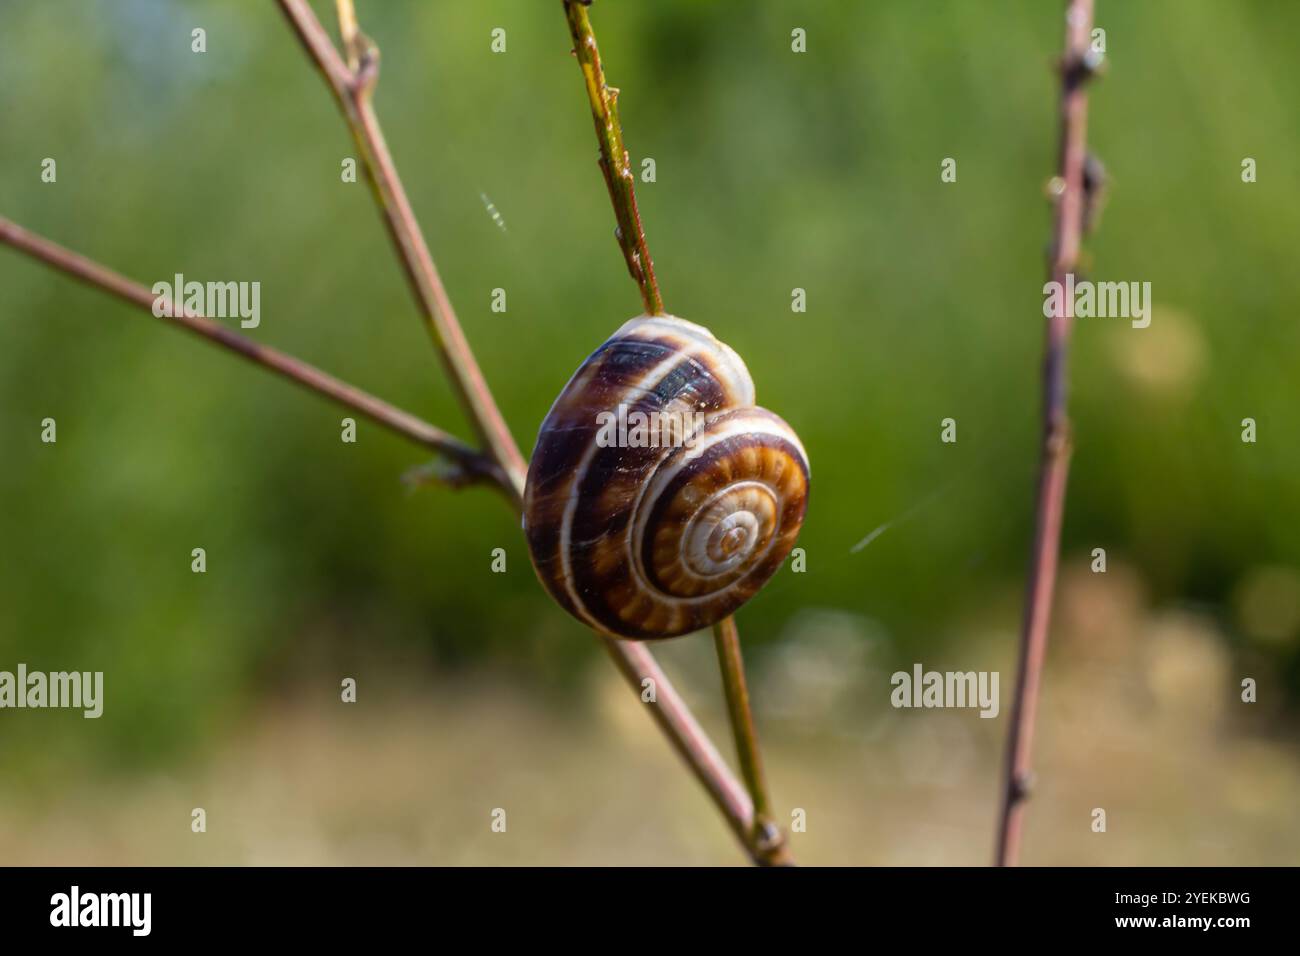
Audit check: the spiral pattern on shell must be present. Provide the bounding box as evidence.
[523,314,810,640]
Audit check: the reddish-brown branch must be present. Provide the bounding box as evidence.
[277,0,529,504]
[995,0,1097,867]
[0,216,506,491]
[600,638,754,843]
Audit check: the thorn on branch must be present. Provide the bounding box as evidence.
[352,40,380,97]
[755,819,784,853]
[402,457,492,493]
[1045,420,1072,457]
[1059,47,1105,87]
[1010,771,1036,804]
[1082,152,1108,235]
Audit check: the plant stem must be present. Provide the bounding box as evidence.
[278,0,529,505]
[995,0,1097,867]
[334,0,362,71]
[713,616,791,865]
[601,636,754,845]
[562,0,664,316]
[0,215,506,492]
[561,0,791,865]
[280,0,771,864]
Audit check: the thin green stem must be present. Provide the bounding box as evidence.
[713,616,791,866]
[562,0,664,316]
[334,0,362,71]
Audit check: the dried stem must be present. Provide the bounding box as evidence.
[561,1,790,865]
[0,216,505,492]
[277,0,528,505]
[995,0,1097,867]
[562,0,664,316]
[713,617,790,865]
[278,0,770,863]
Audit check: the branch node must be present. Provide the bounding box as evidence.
[352,41,381,97]
[1060,47,1105,86]
[402,457,482,493]
[1011,771,1036,803]
[754,819,784,853]
[1082,152,1108,235]
[1046,418,1072,456]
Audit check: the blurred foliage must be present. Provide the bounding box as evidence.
[5,571,1299,865]
[1,0,1298,780]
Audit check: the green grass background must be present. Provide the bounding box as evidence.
[0,0,1297,816]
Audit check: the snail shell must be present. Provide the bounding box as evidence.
[523,314,809,640]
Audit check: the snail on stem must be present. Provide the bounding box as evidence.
[524,314,810,640]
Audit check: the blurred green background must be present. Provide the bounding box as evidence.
[1,0,1298,864]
